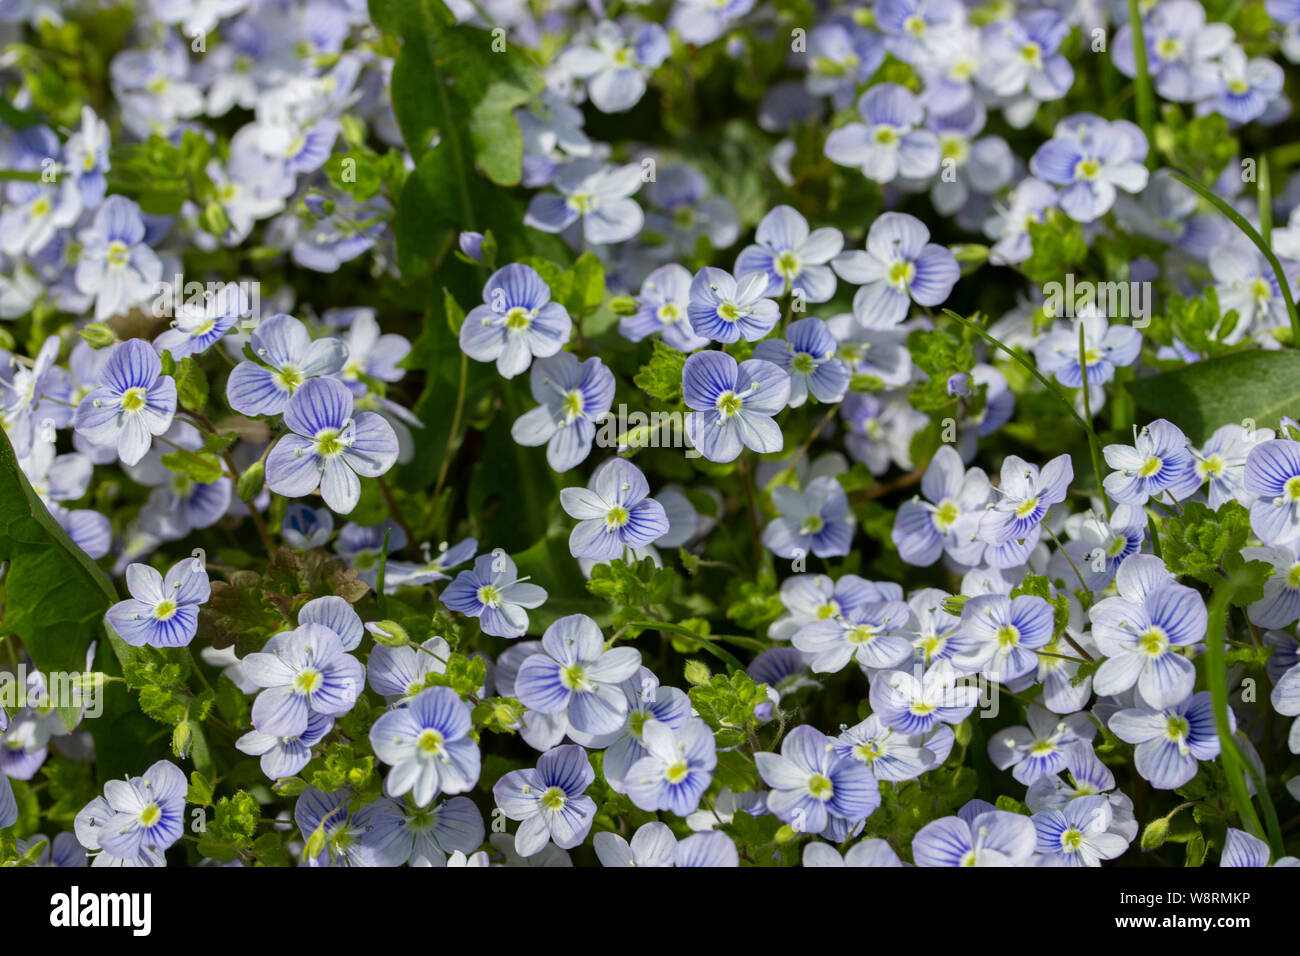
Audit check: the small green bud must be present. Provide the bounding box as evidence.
[950,243,990,275]
[172,721,193,759]
[1140,817,1170,851]
[79,322,119,349]
[237,461,265,502]
[305,824,327,860]
[365,620,410,647]
[201,200,232,237]
[70,671,106,694]
[609,295,639,316]
[274,777,308,797]
[684,660,711,686]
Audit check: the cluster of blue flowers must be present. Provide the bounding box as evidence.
[2,0,1300,870]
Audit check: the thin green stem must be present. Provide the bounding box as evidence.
[1077,322,1112,519]
[1042,522,1092,610]
[944,309,1110,515]
[739,457,764,573]
[765,402,840,492]
[623,619,745,672]
[432,351,469,528]
[376,475,415,548]
[1169,170,1300,347]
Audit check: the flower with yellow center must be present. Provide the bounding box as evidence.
[1074,157,1102,181]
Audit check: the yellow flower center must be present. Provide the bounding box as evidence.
[1139,456,1163,478]
[665,760,689,783]
[807,773,834,799]
[315,428,345,457]
[848,624,879,645]
[560,663,588,690]
[1165,714,1189,741]
[716,391,742,417]
[1140,627,1169,656]
[121,387,147,412]
[275,366,303,391]
[776,250,800,278]
[854,741,881,762]
[888,259,914,289]
[1199,454,1225,479]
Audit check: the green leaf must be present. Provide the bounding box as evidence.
[633,340,687,406]
[387,1,542,185]
[201,431,239,454]
[1021,210,1088,284]
[444,289,467,335]
[560,252,606,318]
[187,771,214,807]
[1129,349,1300,444]
[0,428,118,675]
[391,144,526,280]
[173,357,209,412]
[198,547,369,654]
[161,448,224,485]
[0,428,159,783]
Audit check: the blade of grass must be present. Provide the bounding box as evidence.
[1125,0,1156,169]
[1169,170,1300,346]
[1260,156,1274,245]
[375,527,391,617]
[1205,571,1285,857]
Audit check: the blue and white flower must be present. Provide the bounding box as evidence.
[369,686,480,807]
[514,614,642,735]
[459,263,573,379]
